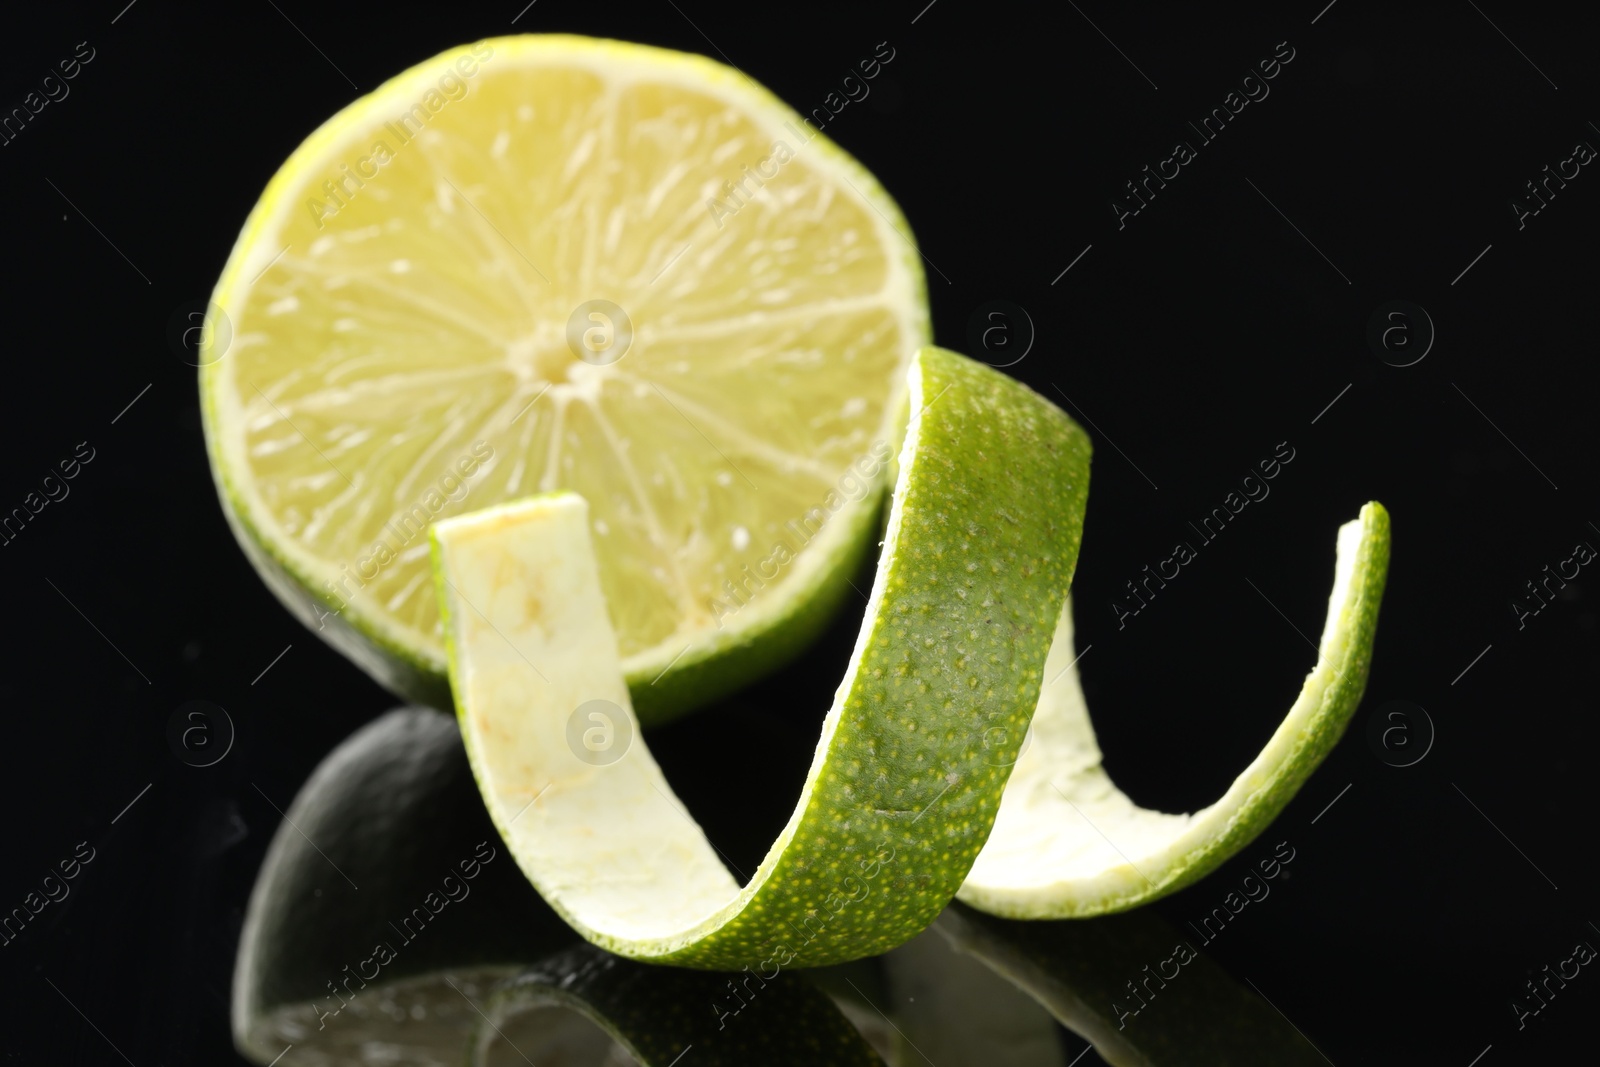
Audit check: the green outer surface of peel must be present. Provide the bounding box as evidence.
[432,347,1091,969]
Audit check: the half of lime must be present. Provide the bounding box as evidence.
[201,35,928,720]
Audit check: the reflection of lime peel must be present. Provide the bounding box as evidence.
[432,346,1389,965]
[933,904,1332,1066]
[880,925,1066,1066]
[472,946,885,1066]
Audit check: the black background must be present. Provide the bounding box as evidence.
[2,1,1597,1063]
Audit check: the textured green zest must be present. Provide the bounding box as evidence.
[431,346,1091,970]
[472,947,884,1066]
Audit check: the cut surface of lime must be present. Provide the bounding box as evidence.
[201,35,928,719]
[432,348,1090,968]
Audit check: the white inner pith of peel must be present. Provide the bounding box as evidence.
[209,39,922,673]
[437,493,742,938]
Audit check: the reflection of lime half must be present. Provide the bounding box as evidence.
[232,708,578,1065]
[201,35,928,721]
